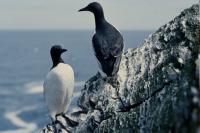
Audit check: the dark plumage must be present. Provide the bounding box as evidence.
[50,45,67,69]
[79,2,124,77]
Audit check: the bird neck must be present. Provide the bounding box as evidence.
[94,11,106,30]
[51,56,64,68]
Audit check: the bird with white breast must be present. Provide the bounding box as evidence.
[43,45,78,131]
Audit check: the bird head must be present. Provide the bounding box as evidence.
[79,2,103,14]
[50,45,67,58]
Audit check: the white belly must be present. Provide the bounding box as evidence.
[43,63,74,120]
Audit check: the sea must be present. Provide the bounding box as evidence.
[0,30,152,133]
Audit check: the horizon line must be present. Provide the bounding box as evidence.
[0,28,156,31]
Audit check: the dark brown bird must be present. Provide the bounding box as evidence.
[79,2,124,77]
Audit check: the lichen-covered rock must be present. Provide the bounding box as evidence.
[75,4,199,133]
[42,4,199,133]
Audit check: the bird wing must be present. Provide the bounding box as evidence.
[92,32,124,59]
[110,35,124,57]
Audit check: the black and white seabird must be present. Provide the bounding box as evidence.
[79,2,124,77]
[43,45,78,130]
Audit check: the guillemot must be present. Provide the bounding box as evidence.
[79,2,124,77]
[43,45,78,131]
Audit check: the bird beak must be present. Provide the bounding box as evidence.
[61,49,67,53]
[78,6,88,12]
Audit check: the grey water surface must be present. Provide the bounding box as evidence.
[0,30,152,132]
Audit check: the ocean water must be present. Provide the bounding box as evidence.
[0,30,152,133]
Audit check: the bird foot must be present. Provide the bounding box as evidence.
[55,120,71,133]
[98,71,107,78]
[49,115,71,133]
[62,114,79,127]
[70,110,87,117]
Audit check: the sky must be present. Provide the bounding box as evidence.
[0,0,198,30]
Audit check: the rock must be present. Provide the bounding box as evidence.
[41,4,199,133]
